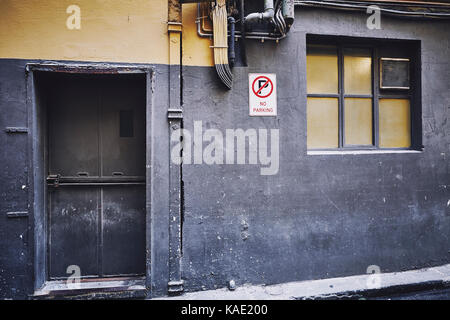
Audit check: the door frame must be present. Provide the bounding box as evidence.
[26,62,154,297]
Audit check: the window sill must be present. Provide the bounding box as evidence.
[307,150,422,156]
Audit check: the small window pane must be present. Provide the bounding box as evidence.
[380,58,410,89]
[344,98,373,146]
[344,49,372,95]
[307,46,338,94]
[379,99,411,148]
[307,97,339,148]
[120,110,134,137]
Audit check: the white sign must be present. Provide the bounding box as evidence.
[249,73,277,117]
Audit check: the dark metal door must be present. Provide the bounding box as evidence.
[47,74,146,279]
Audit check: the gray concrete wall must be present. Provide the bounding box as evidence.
[180,8,450,292]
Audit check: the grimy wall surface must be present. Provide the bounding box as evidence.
[0,1,449,299]
[180,8,450,291]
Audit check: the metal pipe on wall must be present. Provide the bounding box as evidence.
[282,0,295,27]
[196,0,294,88]
[293,0,450,19]
[195,2,288,41]
[245,0,275,24]
[228,16,236,67]
[239,0,247,66]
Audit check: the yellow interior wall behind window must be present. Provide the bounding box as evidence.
[307,98,339,148]
[344,98,373,146]
[379,99,411,148]
[306,47,338,94]
[344,54,372,95]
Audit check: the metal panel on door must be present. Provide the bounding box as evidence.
[48,187,99,278]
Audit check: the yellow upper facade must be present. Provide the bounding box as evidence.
[0,0,214,66]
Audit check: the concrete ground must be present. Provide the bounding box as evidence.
[157,264,450,300]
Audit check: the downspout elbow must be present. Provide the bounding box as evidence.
[245,0,275,24]
[262,7,275,21]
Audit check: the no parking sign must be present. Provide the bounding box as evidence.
[249,73,277,116]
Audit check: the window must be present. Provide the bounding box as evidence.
[306,37,421,151]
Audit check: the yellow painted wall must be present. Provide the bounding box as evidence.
[0,0,169,64]
[0,1,214,66]
[182,3,214,67]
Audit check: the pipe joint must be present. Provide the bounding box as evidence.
[245,0,275,24]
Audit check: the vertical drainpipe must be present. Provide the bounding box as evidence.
[167,0,184,295]
[239,0,247,66]
[228,16,236,67]
[282,0,295,29]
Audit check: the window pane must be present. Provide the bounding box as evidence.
[379,99,411,148]
[344,98,372,146]
[344,49,372,95]
[307,97,339,148]
[307,46,338,94]
[380,58,410,89]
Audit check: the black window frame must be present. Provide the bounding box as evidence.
[306,35,422,152]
